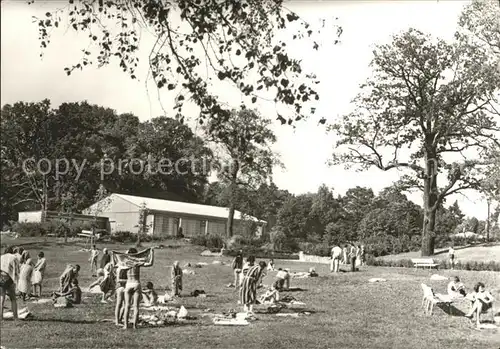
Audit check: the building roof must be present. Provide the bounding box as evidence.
[113,193,266,223]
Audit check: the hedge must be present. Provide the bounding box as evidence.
[223,248,299,260]
[366,255,500,272]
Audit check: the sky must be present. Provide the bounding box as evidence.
[1,0,492,219]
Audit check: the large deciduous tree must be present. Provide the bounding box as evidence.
[30,0,339,126]
[329,28,500,256]
[205,107,280,237]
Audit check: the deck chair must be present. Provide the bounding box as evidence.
[422,284,453,315]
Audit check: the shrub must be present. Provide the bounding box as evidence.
[367,257,500,272]
[191,234,224,249]
[224,248,298,260]
[110,231,136,243]
[12,222,47,237]
[298,242,331,257]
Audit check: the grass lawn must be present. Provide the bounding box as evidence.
[379,243,500,263]
[1,240,499,349]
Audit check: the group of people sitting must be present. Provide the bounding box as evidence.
[0,246,47,319]
[447,276,496,326]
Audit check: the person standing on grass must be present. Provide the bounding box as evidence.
[122,248,155,330]
[89,245,99,277]
[240,261,267,317]
[360,245,366,266]
[342,245,348,265]
[448,246,455,269]
[1,246,19,320]
[114,265,128,326]
[171,260,183,297]
[13,247,24,264]
[231,250,244,288]
[349,244,357,272]
[18,258,34,301]
[31,251,46,297]
[100,248,111,269]
[330,245,342,273]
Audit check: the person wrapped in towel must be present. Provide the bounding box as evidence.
[171,261,183,297]
[18,258,34,301]
[32,251,47,297]
[59,264,80,294]
[53,279,81,307]
[274,268,290,291]
[112,247,154,329]
[1,246,20,320]
[240,261,267,316]
[141,281,158,306]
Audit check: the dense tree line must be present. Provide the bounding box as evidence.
[1,99,212,225]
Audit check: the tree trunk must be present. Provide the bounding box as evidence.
[486,199,491,242]
[41,175,48,223]
[226,159,239,238]
[227,205,235,238]
[421,152,438,256]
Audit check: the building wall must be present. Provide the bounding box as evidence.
[153,213,176,237]
[18,211,43,223]
[207,220,226,236]
[83,194,265,237]
[86,195,142,233]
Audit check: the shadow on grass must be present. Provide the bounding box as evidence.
[27,318,100,324]
[437,304,466,317]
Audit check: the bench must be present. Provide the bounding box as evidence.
[412,258,439,269]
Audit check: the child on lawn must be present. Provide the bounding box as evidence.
[18,258,34,301]
[32,251,46,297]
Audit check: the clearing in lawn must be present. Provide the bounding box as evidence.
[1,240,499,349]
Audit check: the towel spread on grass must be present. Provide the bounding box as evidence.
[111,248,153,269]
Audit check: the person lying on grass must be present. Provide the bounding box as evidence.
[465,282,495,326]
[447,276,466,298]
[141,282,158,306]
[53,279,82,305]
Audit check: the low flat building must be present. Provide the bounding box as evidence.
[82,193,266,238]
